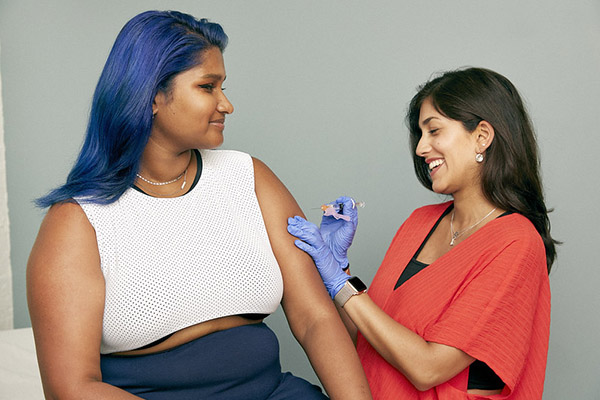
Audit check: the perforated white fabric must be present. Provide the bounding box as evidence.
[77,150,283,354]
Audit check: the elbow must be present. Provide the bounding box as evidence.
[41,377,103,400]
[286,300,339,343]
[400,366,443,392]
[386,346,457,392]
[41,385,77,400]
[410,373,440,392]
[293,311,333,342]
[413,379,436,392]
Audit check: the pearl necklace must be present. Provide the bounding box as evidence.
[138,167,188,197]
[450,207,497,246]
[136,151,192,196]
[136,171,185,186]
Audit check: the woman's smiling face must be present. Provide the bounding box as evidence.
[150,47,234,153]
[415,97,482,196]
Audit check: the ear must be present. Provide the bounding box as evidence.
[152,91,167,116]
[475,120,495,153]
[151,98,159,116]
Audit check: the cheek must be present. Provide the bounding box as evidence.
[194,101,216,120]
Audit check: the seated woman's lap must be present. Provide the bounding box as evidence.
[100,323,327,399]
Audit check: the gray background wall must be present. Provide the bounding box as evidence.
[1,1,599,398]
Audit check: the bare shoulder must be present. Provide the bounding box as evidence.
[37,200,93,236]
[250,156,309,267]
[252,157,305,219]
[28,201,98,272]
[251,156,270,177]
[252,156,283,192]
[28,200,101,290]
[27,201,102,308]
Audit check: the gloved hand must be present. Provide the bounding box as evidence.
[320,196,358,270]
[287,216,350,299]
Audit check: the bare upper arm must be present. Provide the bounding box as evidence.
[252,158,335,338]
[421,341,475,390]
[27,201,105,395]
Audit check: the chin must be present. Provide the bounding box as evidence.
[431,185,451,195]
[198,135,224,150]
[210,140,224,149]
[431,183,443,193]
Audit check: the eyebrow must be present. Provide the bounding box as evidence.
[419,116,440,127]
[200,73,226,80]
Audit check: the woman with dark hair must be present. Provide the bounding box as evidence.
[27,10,371,399]
[288,67,555,399]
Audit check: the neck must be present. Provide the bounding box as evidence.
[138,143,193,183]
[451,189,500,228]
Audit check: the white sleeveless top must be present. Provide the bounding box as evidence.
[77,149,284,354]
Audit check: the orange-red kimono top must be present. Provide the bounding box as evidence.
[356,202,550,399]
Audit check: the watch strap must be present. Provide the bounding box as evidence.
[334,276,367,307]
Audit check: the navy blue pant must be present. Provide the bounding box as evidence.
[101,323,328,399]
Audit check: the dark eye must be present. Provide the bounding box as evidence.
[199,84,226,93]
[199,84,215,92]
[429,128,439,135]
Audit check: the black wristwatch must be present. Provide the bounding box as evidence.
[334,277,367,307]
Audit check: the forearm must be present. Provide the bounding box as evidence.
[335,268,358,342]
[335,303,358,344]
[297,312,371,400]
[42,379,143,400]
[342,293,472,391]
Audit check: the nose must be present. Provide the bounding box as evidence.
[415,133,430,158]
[217,91,234,115]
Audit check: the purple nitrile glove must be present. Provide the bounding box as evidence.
[287,216,350,299]
[320,196,358,270]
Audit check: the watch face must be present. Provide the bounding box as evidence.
[349,277,367,292]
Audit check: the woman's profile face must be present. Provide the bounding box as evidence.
[416,98,482,196]
[150,47,234,152]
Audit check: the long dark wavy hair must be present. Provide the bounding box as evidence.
[36,10,228,208]
[407,67,558,272]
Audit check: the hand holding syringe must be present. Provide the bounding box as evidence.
[304,196,363,270]
[317,200,365,221]
[289,196,362,294]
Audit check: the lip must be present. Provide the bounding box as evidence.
[209,118,225,130]
[425,158,445,177]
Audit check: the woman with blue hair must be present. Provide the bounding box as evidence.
[26,10,371,399]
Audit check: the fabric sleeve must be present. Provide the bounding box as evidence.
[423,230,547,394]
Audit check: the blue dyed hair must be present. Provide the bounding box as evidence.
[36,10,228,207]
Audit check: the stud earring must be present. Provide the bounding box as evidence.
[475,153,484,163]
